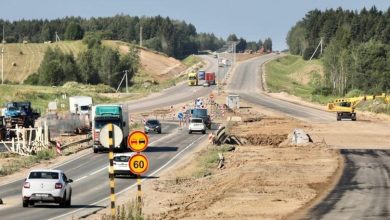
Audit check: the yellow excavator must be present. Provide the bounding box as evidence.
[327,93,390,121]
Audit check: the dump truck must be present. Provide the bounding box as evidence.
[205,72,216,85]
[91,104,129,153]
[188,72,198,86]
[188,108,212,129]
[3,102,40,128]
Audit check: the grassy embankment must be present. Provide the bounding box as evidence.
[265,55,335,104]
[265,55,390,114]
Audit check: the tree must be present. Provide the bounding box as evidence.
[263,38,273,52]
[65,22,84,40]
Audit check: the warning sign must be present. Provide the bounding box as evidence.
[127,131,149,152]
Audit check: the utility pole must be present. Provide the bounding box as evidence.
[125,70,128,93]
[2,25,5,85]
[140,25,143,47]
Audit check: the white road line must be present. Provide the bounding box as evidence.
[73,128,180,182]
[48,134,205,220]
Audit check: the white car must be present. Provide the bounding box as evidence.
[188,118,206,134]
[113,152,137,177]
[22,169,73,207]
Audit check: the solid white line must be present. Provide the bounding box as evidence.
[48,134,206,220]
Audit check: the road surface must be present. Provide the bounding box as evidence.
[0,55,223,219]
[228,53,390,220]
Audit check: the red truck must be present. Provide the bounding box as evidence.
[205,72,216,85]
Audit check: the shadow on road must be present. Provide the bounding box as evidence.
[144,146,178,152]
[32,204,105,209]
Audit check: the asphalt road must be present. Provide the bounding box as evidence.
[0,54,223,219]
[125,55,226,113]
[229,53,390,219]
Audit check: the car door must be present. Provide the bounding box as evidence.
[62,173,71,199]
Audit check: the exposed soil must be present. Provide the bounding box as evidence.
[84,95,341,220]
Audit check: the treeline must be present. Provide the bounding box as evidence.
[25,36,139,87]
[0,15,225,59]
[287,7,390,95]
[226,34,272,52]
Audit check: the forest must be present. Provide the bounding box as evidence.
[287,7,390,95]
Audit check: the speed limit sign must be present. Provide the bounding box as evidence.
[128,153,149,175]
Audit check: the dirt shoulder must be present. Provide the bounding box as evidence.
[85,98,341,220]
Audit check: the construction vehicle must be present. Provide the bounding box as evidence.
[91,104,129,153]
[188,72,198,86]
[198,71,205,80]
[327,93,390,121]
[3,102,40,128]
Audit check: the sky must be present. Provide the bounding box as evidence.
[1,0,389,51]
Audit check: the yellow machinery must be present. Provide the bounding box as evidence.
[188,72,198,86]
[327,93,390,121]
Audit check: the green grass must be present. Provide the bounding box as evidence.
[193,145,232,178]
[265,55,336,104]
[0,149,57,176]
[182,55,202,67]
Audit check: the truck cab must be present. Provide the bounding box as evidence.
[92,105,129,153]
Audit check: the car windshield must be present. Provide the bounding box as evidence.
[191,119,203,123]
[29,171,59,179]
[147,120,159,125]
[114,156,130,162]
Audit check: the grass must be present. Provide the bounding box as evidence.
[265,55,336,104]
[101,201,144,220]
[193,145,232,178]
[2,41,86,83]
[0,148,57,176]
[182,55,202,67]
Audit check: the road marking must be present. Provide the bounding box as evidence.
[48,134,206,220]
[74,127,180,182]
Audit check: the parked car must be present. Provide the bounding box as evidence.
[22,169,73,207]
[188,118,206,134]
[112,152,137,177]
[144,119,162,134]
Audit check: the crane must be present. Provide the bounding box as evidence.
[327,93,390,121]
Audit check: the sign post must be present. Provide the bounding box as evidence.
[127,131,150,215]
[178,112,183,128]
[100,124,124,218]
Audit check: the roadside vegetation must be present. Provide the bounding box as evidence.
[266,55,390,114]
[192,145,233,178]
[181,55,202,67]
[287,7,390,96]
[101,201,144,220]
[0,149,56,176]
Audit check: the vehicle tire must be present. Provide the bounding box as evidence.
[189,130,192,134]
[93,147,98,153]
[59,192,67,207]
[22,200,28,208]
[66,191,72,207]
[158,130,162,134]
[202,130,206,134]
[337,115,341,121]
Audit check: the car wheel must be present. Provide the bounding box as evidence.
[66,191,72,207]
[59,192,67,207]
[202,130,206,134]
[22,200,28,208]
[158,130,162,134]
[189,130,192,134]
[93,147,98,153]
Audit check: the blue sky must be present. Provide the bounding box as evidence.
[1,0,389,50]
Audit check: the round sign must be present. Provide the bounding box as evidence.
[127,131,149,152]
[128,153,149,175]
[178,112,183,119]
[99,124,123,148]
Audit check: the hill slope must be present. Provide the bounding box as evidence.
[1,40,186,83]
